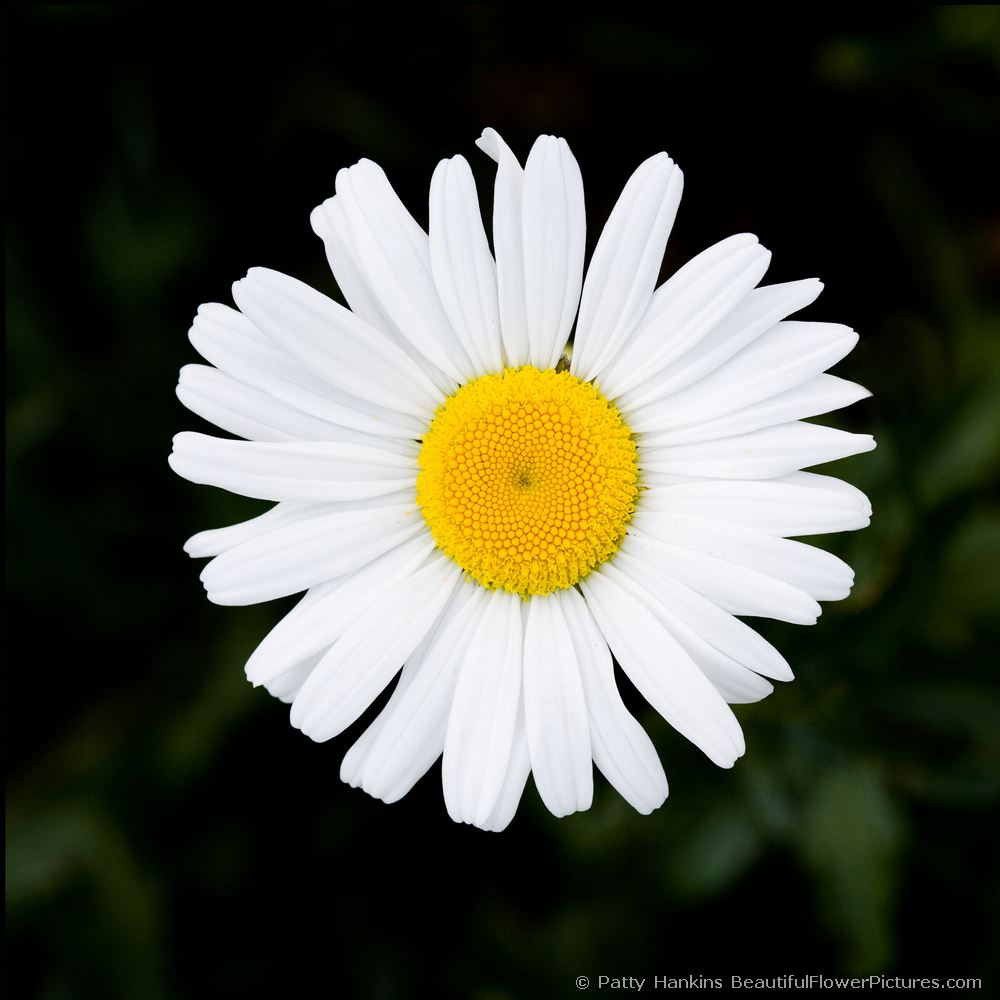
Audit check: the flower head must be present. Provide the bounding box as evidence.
[170,128,874,830]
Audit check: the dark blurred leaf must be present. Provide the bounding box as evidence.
[888,680,1000,805]
[665,805,762,899]
[917,378,1000,507]
[796,764,903,973]
[926,509,1000,643]
[6,804,167,999]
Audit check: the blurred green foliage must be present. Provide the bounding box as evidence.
[6,6,1000,998]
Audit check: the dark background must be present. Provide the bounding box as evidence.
[6,5,1000,998]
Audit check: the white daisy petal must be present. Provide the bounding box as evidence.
[607,553,776,704]
[616,278,824,413]
[640,420,876,480]
[572,152,683,381]
[340,650,428,795]
[338,589,466,793]
[476,127,529,366]
[178,364,357,444]
[598,234,771,399]
[523,594,593,818]
[289,554,461,742]
[521,135,586,369]
[333,159,476,385]
[232,267,443,417]
[785,470,874,505]
[580,565,745,769]
[558,587,668,814]
[311,195,461,395]
[429,155,504,375]
[606,550,791,682]
[443,589,524,827]
[666,637,773,705]
[639,472,872,537]
[339,711,385,790]
[631,512,855,602]
[628,321,860,436]
[354,584,487,803]
[262,654,321,705]
[199,500,423,605]
[310,194,396,334]
[622,532,821,625]
[169,432,416,503]
[244,534,434,688]
[183,502,323,558]
[639,375,871,446]
[188,302,424,439]
[479,705,531,833]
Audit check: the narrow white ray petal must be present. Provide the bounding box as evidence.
[638,473,872,537]
[340,626,443,795]
[429,155,504,375]
[523,594,593,818]
[340,710,386,789]
[334,160,475,384]
[631,512,855,602]
[476,127,529,366]
[189,302,424,439]
[190,494,412,573]
[521,135,586,369]
[338,587,460,792]
[232,267,443,418]
[290,555,461,741]
[785,470,874,501]
[608,548,791,681]
[608,554,775,704]
[621,532,821,625]
[479,705,531,833]
[639,375,872,446]
[183,502,323,558]
[310,194,397,333]
[169,432,416,503]
[616,278,823,414]
[671,640,773,704]
[598,235,771,399]
[178,365,354,444]
[263,654,321,705]
[580,566,745,768]
[572,153,683,381]
[244,534,434,686]
[289,556,460,744]
[199,501,424,605]
[443,588,524,827]
[312,193,455,393]
[628,322,860,436]
[558,587,668,814]
[640,421,876,480]
[356,584,487,803]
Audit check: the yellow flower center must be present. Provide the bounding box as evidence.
[417,367,639,596]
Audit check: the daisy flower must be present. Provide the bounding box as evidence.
[170,128,874,831]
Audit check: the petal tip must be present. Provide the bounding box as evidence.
[475,127,502,161]
[309,200,333,236]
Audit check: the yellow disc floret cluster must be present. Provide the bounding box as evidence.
[417,366,639,596]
